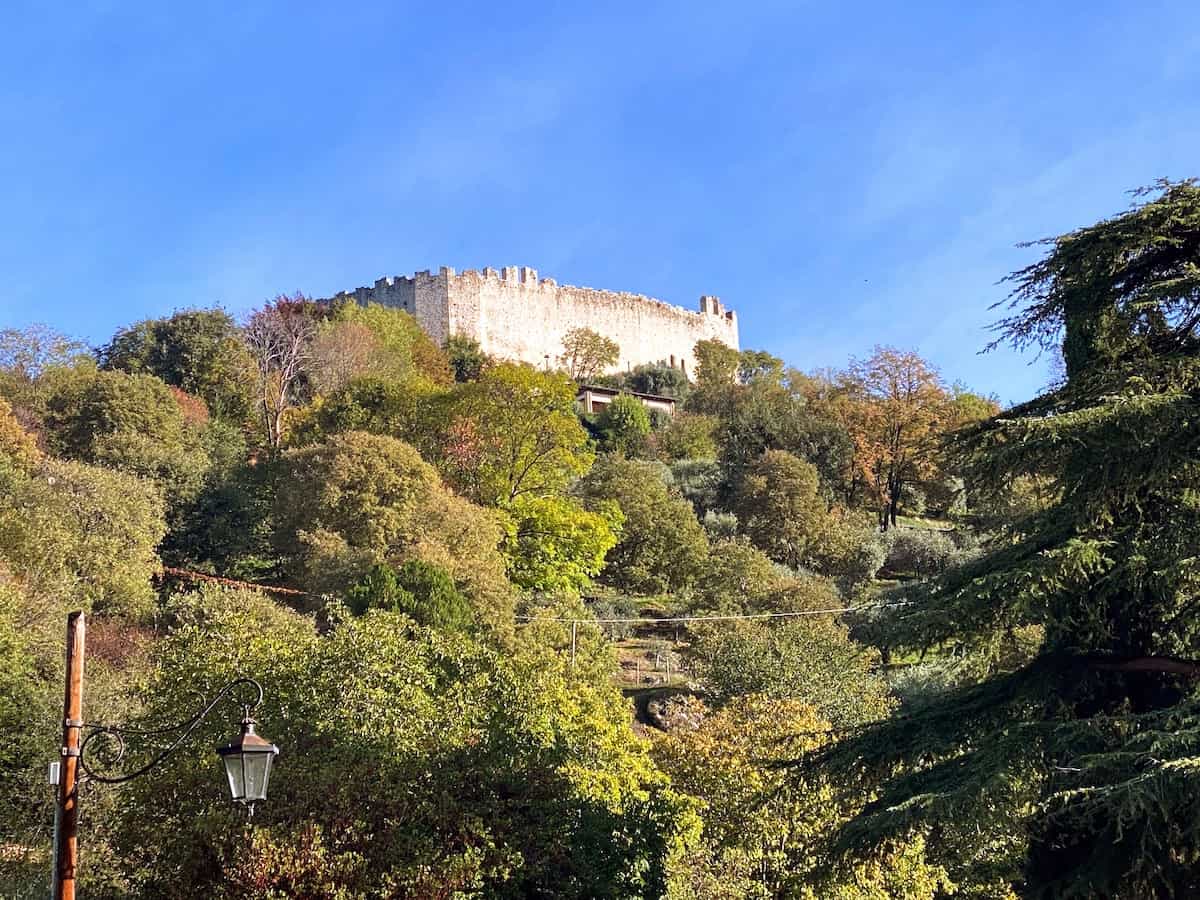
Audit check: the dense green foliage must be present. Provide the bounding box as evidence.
[347,560,476,631]
[578,456,710,595]
[596,392,652,455]
[99,308,257,422]
[445,333,492,382]
[501,494,621,595]
[11,185,1193,897]
[560,326,620,382]
[89,587,696,898]
[274,429,514,629]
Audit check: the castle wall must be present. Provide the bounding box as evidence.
[322,266,739,377]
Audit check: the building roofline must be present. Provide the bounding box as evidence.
[577,384,678,404]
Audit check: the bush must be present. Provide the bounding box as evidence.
[596,393,651,455]
[885,528,959,578]
[689,538,777,614]
[807,514,889,600]
[702,510,739,541]
[348,561,475,632]
[670,458,722,516]
[586,592,641,641]
[686,618,893,727]
[653,413,716,461]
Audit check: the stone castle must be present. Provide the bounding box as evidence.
[318,266,739,378]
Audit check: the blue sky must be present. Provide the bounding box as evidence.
[2,1,1198,404]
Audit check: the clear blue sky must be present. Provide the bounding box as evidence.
[3,1,1199,404]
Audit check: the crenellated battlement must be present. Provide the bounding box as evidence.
[316,266,739,376]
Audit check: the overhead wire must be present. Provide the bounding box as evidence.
[516,600,910,625]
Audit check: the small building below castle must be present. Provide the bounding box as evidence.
[576,384,677,417]
[317,266,739,377]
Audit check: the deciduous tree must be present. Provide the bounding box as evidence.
[0,453,165,616]
[244,294,323,451]
[330,301,452,386]
[41,368,214,519]
[651,412,717,461]
[730,450,829,569]
[577,456,709,595]
[427,364,593,507]
[275,430,513,629]
[501,495,621,595]
[692,338,740,387]
[559,327,619,382]
[839,347,950,529]
[96,587,698,898]
[99,308,257,422]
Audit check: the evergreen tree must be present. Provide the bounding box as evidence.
[803,180,1200,897]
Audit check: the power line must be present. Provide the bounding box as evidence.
[516,601,908,626]
[157,566,912,626]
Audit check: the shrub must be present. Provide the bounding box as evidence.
[348,561,475,632]
[686,618,893,727]
[702,510,739,541]
[596,393,651,455]
[652,412,716,461]
[670,458,722,516]
[885,528,959,578]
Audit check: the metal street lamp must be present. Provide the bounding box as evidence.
[53,611,279,900]
[216,715,279,813]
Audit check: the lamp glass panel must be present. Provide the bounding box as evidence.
[242,750,273,802]
[222,754,245,801]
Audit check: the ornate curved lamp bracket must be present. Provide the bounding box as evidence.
[78,677,264,786]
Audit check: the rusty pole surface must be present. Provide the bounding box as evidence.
[53,611,85,900]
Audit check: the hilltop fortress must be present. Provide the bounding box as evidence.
[318,266,739,377]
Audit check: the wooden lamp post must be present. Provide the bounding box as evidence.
[51,611,279,900]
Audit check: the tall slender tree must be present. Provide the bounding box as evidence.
[243,294,323,452]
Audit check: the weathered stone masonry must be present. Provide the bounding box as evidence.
[319,266,739,376]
